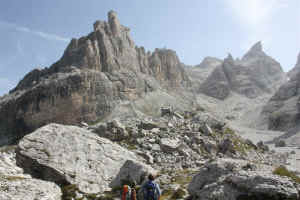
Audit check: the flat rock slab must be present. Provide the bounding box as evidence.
[16,123,140,194]
[0,176,61,200]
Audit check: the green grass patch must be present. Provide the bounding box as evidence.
[160,189,174,200]
[273,166,300,184]
[0,175,27,181]
[171,188,186,200]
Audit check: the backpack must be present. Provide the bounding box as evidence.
[122,185,132,200]
[143,181,157,200]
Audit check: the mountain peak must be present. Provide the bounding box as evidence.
[224,53,234,64]
[250,41,263,52]
[242,41,266,61]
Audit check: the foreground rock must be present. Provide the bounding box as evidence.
[0,151,61,200]
[16,123,146,194]
[188,159,300,200]
[0,177,62,200]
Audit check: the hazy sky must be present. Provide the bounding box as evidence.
[0,0,299,95]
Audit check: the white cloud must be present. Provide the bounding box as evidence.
[224,0,290,50]
[0,20,70,43]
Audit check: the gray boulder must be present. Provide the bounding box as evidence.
[275,140,286,147]
[16,123,141,194]
[94,119,129,141]
[0,152,61,200]
[188,159,300,200]
[160,138,181,153]
[0,177,62,200]
[110,160,156,188]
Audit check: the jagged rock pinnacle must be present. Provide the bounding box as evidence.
[224,53,235,65]
[108,10,121,36]
[242,41,266,61]
[250,41,263,52]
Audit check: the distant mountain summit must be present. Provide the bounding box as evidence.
[0,11,191,145]
[199,42,287,99]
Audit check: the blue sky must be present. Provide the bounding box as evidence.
[0,0,299,95]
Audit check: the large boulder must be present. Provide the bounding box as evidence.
[110,160,156,188]
[0,177,62,200]
[188,159,300,200]
[0,152,61,200]
[16,123,143,194]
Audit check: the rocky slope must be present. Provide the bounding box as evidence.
[199,42,287,100]
[185,57,222,90]
[261,52,300,132]
[0,11,191,145]
[8,112,298,200]
[287,53,300,79]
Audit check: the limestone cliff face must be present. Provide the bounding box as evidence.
[287,53,300,79]
[199,42,287,99]
[0,11,190,145]
[262,53,300,131]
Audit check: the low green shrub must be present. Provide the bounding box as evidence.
[273,166,300,183]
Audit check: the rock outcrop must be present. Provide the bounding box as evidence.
[262,52,300,131]
[16,123,146,194]
[0,11,190,145]
[287,53,300,79]
[110,160,156,188]
[199,42,287,99]
[186,57,222,88]
[188,159,300,200]
[0,151,62,200]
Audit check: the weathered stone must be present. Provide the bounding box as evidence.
[94,119,129,141]
[256,141,269,152]
[199,124,213,136]
[217,138,236,155]
[0,177,62,200]
[138,120,160,130]
[275,140,286,147]
[110,160,156,187]
[16,123,141,194]
[188,159,300,200]
[0,152,61,200]
[160,138,181,153]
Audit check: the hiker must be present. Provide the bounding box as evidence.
[142,174,161,200]
[122,181,137,200]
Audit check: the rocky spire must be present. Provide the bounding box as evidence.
[287,52,300,79]
[108,10,121,36]
[224,53,235,65]
[250,41,263,52]
[242,41,266,61]
[297,52,300,66]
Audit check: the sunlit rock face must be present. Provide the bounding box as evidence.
[0,11,190,145]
